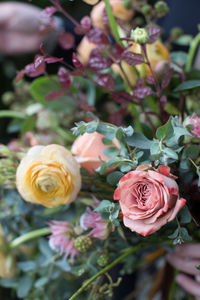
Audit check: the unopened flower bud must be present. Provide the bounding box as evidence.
[170,27,183,40]
[154,1,169,16]
[74,235,93,253]
[97,253,110,267]
[131,27,149,44]
[141,4,152,16]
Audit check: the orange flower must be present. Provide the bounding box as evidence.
[72,132,120,174]
[91,0,134,30]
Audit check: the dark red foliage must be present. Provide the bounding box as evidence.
[74,16,91,35]
[96,74,114,91]
[109,109,127,126]
[110,45,124,62]
[24,63,45,78]
[121,52,144,66]
[161,69,174,89]
[137,78,145,87]
[72,53,85,71]
[133,86,153,99]
[147,27,161,44]
[58,67,71,89]
[87,29,109,49]
[34,55,46,74]
[146,75,155,85]
[112,91,134,104]
[89,50,112,70]
[45,56,63,64]
[160,95,167,109]
[45,90,65,101]
[58,32,75,50]
[16,70,25,82]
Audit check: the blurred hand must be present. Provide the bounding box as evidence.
[0,2,52,55]
[167,243,200,300]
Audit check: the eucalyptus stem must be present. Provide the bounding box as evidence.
[9,228,50,249]
[69,244,141,300]
[103,0,123,46]
[185,33,200,72]
[0,110,25,119]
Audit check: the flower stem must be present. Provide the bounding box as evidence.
[9,228,50,249]
[103,0,123,46]
[185,33,200,72]
[69,244,141,300]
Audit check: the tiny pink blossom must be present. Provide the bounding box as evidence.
[189,114,200,138]
[48,221,79,261]
[80,200,110,240]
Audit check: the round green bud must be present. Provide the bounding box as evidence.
[74,235,93,253]
[131,27,149,44]
[97,253,110,267]
[122,0,132,9]
[154,1,169,15]
[141,4,152,16]
[170,27,183,40]
[2,92,15,105]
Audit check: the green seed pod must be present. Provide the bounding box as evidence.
[131,27,149,44]
[74,235,93,253]
[170,27,183,40]
[97,253,110,267]
[154,1,169,16]
[141,4,152,16]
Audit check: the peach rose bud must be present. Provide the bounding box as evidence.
[71,132,120,174]
[114,165,186,236]
[16,144,81,207]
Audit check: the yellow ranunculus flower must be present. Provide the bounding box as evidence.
[16,144,81,207]
[129,40,170,76]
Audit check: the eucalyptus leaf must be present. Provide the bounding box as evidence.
[174,80,200,92]
[125,132,153,149]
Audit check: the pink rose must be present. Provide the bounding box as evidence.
[114,165,186,236]
[187,113,200,139]
[71,132,120,174]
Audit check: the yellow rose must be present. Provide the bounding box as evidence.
[129,40,170,76]
[0,226,16,278]
[16,144,81,207]
[112,61,138,87]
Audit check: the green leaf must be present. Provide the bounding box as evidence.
[162,147,178,160]
[18,261,37,272]
[150,141,161,156]
[176,34,193,46]
[174,80,200,92]
[196,265,200,270]
[168,228,179,239]
[94,200,112,214]
[21,116,36,136]
[17,276,33,298]
[156,118,172,140]
[125,132,153,149]
[106,171,124,186]
[34,277,48,289]
[97,124,116,139]
[104,147,119,158]
[186,145,200,159]
[180,227,192,241]
[102,138,113,145]
[179,206,192,224]
[171,51,188,65]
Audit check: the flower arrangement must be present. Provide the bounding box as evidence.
[0,0,200,299]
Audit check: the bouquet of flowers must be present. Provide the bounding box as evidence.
[0,0,200,299]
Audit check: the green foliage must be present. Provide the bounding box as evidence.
[95,200,120,226]
[174,80,200,92]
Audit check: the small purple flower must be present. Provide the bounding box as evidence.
[189,113,200,138]
[80,200,110,240]
[48,221,79,261]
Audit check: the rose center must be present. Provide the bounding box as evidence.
[137,183,150,205]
